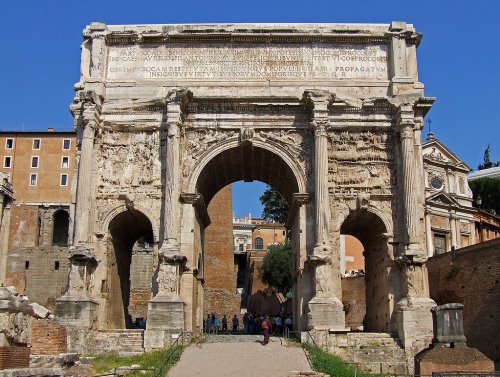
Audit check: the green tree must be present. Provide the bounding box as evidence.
[258,242,292,294]
[259,185,289,224]
[478,145,500,170]
[469,177,500,215]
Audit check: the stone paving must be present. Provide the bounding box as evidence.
[167,335,313,377]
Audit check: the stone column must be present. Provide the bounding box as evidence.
[70,90,101,248]
[146,89,191,350]
[424,207,434,257]
[303,90,345,331]
[450,213,457,250]
[55,90,101,338]
[395,104,435,353]
[397,104,423,255]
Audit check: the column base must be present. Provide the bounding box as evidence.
[306,297,346,331]
[396,296,435,352]
[54,295,98,328]
[54,295,99,353]
[144,295,185,350]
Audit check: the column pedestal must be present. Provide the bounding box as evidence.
[306,297,345,331]
[145,251,186,350]
[144,295,185,350]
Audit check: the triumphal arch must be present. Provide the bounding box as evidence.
[56,22,435,355]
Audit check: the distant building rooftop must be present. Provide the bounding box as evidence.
[468,166,500,181]
[0,128,75,134]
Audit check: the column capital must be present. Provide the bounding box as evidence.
[310,120,328,137]
[180,192,211,227]
[303,89,333,116]
[395,103,415,126]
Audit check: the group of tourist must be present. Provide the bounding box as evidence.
[203,312,293,343]
[242,312,292,337]
[204,313,240,334]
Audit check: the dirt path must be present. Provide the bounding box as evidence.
[167,336,313,377]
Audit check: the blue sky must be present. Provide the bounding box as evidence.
[1,1,498,218]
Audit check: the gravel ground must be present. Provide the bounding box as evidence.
[167,337,313,377]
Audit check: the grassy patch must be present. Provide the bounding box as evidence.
[92,346,183,376]
[305,345,381,377]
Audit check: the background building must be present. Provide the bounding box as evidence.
[0,129,76,309]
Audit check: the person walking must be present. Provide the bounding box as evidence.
[232,314,239,333]
[222,315,228,333]
[261,315,271,345]
[206,314,212,334]
[243,312,250,334]
[214,315,220,334]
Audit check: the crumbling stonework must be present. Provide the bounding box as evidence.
[341,276,366,330]
[31,320,67,355]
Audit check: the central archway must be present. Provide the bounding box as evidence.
[186,142,311,332]
[193,143,302,206]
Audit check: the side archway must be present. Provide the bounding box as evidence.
[105,208,154,329]
[340,209,394,332]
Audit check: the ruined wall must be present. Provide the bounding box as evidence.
[426,238,500,366]
[128,249,153,321]
[203,185,234,291]
[0,346,30,369]
[6,248,69,309]
[342,275,366,330]
[8,204,39,249]
[31,320,67,355]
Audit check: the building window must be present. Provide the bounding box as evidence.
[255,237,264,250]
[61,156,69,168]
[29,173,37,186]
[25,261,30,270]
[31,156,39,168]
[433,234,447,255]
[52,210,69,247]
[430,176,443,190]
[54,261,60,271]
[239,243,244,252]
[62,139,71,150]
[32,138,41,150]
[4,156,11,168]
[60,174,68,186]
[5,138,13,149]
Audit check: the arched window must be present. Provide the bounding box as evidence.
[255,237,264,250]
[52,210,69,246]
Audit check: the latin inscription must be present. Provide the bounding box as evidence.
[106,43,388,81]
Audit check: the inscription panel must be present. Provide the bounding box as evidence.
[106,43,389,81]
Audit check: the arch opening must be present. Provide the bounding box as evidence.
[195,145,300,207]
[195,145,302,332]
[52,210,69,247]
[340,210,392,332]
[107,209,154,329]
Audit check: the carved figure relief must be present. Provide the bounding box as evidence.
[424,147,448,163]
[157,264,178,294]
[98,131,161,189]
[254,129,313,183]
[328,130,393,162]
[182,128,237,178]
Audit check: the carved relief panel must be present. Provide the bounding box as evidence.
[97,130,162,192]
[327,129,395,196]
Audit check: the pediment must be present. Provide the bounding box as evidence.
[426,191,461,207]
[422,139,472,171]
